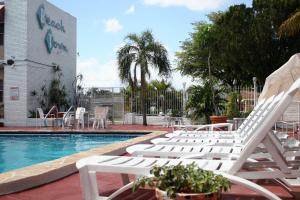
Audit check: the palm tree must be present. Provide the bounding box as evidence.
[148,79,173,91]
[278,11,300,37]
[117,30,171,125]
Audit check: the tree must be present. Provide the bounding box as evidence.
[176,1,300,86]
[48,65,69,111]
[279,11,300,37]
[148,79,173,91]
[117,30,171,125]
[176,23,214,83]
[250,0,300,82]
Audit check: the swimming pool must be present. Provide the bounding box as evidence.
[0,133,142,173]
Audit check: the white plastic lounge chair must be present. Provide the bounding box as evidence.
[151,93,281,146]
[173,122,234,131]
[77,156,281,200]
[171,97,267,137]
[125,93,287,158]
[171,96,267,136]
[126,131,296,160]
[76,78,300,200]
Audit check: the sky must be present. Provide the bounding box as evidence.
[48,0,252,89]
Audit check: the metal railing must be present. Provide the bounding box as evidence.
[77,87,125,124]
[124,90,184,116]
[230,85,263,113]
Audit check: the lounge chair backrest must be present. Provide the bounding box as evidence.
[37,108,44,119]
[242,93,284,141]
[231,78,300,173]
[238,94,278,140]
[236,98,266,132]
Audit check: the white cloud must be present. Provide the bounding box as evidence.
[125,5,135,14]
[103,18,123,33]
[143,0,225,11]
[77,57,122,88]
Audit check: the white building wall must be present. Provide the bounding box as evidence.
[26,0,77,104]
[4,0,28,126]
[3,0,76,126]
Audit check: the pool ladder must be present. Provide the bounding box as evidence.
[62,106,74,129]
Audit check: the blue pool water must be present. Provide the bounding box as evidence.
[0,133,142,173]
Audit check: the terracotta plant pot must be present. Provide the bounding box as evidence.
[155,188,221,200]
[209,116,227,124]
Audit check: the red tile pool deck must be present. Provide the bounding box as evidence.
[0,125,299,200]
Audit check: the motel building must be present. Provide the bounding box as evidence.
[0,0,76,126]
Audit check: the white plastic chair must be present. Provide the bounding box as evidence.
[92,107,108,129]
[76,78,300,200]
[76,107,86,129]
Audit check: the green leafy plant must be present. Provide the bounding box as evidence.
[29,66,70,116]
[133,163,231,199]
[225,92,241,119]
[185,82,225,123]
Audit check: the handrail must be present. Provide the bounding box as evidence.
[63,106,74,121]
[45,105,58,119]
[62,106,74,128]
[35,106,57,127]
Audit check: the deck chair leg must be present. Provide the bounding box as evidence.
[218,172,281,200]
[121,173,130,185]
[79,167,99,200]
[101,119,105,129]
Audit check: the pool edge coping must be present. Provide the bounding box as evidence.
[0,130,167,195]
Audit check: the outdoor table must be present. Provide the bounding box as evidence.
[164,116,184,127]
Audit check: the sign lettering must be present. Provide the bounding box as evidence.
[36,4,68,54]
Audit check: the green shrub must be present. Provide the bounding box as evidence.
[225,92,241,119]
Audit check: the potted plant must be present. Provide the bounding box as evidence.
[133,163,231,200]
[185,82,225,124]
